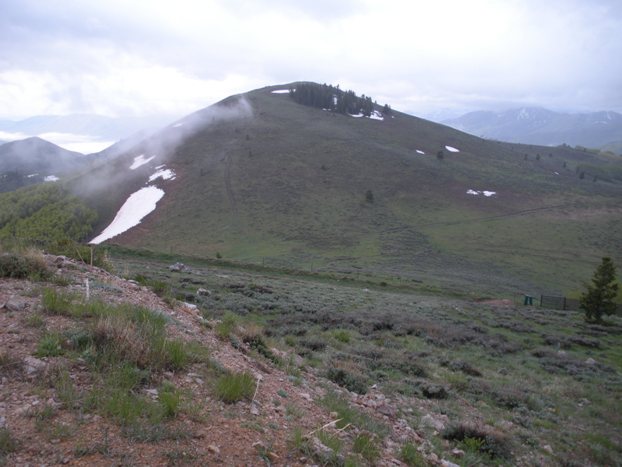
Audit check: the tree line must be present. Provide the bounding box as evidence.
[289,83,391,117]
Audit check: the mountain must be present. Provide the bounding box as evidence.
[68,83,622,293]
[0,137,88,192]
[0,114,174,141]
[0,114,176,154]
[443,107,622,152]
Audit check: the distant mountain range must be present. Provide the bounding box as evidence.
[443,108,622,153]
[0,114,175,154]
[0,137,89,192]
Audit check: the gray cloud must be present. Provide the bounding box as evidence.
[1,0,621,120]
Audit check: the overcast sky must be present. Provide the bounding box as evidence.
[1,0,621,122]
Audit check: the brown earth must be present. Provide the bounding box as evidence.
[0,255,455,466]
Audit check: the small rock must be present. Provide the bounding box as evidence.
[585,358,596,366]
[441,460,460,467]
[5,298,27,312]
[329,411,338,418]
[197,288,211,296]
[451,448,465,457]
[543,444,554,454]
[300,392,312,401]
[420,414,446,431]
[169,262,187,272]
[377,404,397,418]
[250,403,260,416]
[0,416,6,428]
[207,444,220,455]
[23,356,45,375]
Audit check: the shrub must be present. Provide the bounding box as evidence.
[442,423,511,459]
[215,311,238,339]
[327,367,368,395]
[158,382,182,418]
[0,351,22,376]
[333,329,351,343]
[0,251,49,279]
[36,332,65,357]
[320,392,388,437]
[0,427,18,456]
[400,442,426,466]
[353,433,380,461]
[214,372,255,403]
[41,288,75,315]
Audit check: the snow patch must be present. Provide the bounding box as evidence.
[172,122,184,128]
[27,173,39,178]
[44,175,59,182]
[89,186,165,244]
[130,154,155,170]
[148,168,176,182]
[349,111,383,121]
[369,111,384,121]
[467,189,496,197]
[416,150,425,155]
[271,89,291,94]
[445,145,460,152]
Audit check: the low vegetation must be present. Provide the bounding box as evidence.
[117,255,622,465]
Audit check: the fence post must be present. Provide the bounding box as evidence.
[540,295,543,307]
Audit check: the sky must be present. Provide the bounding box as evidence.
[1,0,622,124]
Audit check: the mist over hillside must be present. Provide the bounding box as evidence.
[0,137,88,192]
[0,114,176,154]
[66,83,622,294]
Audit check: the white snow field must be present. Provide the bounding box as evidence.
[445,145,460,152]
[44,175,59,182]
[130,154,155,170]
[416,150,425,155]
[89,186,165,244]
[271,89,291,94]
[148,168,176,182]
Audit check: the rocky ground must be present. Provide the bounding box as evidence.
[0,254,460,466]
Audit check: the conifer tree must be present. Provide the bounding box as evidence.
[580,257,619,323]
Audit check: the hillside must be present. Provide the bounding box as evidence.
[68,83,622,294]
[0,138,88,192]
[443,108,622,152]
[1,251,621,466]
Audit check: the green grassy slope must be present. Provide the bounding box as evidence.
[71,84,622,294]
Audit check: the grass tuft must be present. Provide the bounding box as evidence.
[214,371,255,403]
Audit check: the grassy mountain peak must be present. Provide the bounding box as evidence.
[69,82,622,294]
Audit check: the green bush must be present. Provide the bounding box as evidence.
[442,423,511,460]
[400,442,426,466]
[326,367,368,394]
[158,383,182,418]
[353,433,380,461]
[0,427,18,456]
[214,372,255,403]
[0,251,49,280]
[36,333,65,357]
[41,288,75,315]
[215,311,238,339]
